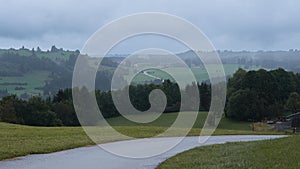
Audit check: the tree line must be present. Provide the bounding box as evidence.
[226,68,300,121]
[0,80,211,126]
[1,68,300,126]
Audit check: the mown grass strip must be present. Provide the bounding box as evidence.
[157,135,299,169]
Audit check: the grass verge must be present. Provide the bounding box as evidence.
[157,135,299,169]
[0,123,93,160]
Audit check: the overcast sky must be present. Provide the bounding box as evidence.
[0,0,299,53]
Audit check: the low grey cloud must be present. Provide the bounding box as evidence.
[0,0,299,51]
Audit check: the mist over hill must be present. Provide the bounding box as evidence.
[178,50,300,71]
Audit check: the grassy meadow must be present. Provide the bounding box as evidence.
[104,111,251,130]
[0,112,283,161]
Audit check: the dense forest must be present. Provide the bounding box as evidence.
[1,68,300,126]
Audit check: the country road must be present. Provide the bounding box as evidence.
[143,70,164,82]
[0,135,286,169]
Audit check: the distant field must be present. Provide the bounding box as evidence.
[37,51,74,61]
[0,71,51,96]
[0,112,282,161]
[130,64,259,84]
[158,135,299,169]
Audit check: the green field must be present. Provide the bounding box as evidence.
[0,48,77,96]
[104,112,251,131]
[130,64,259,84]
[0,71,50,96]
[0,123,93,160]
[158,135,299,169]
[0,112,282,161]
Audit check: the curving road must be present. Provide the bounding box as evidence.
[143,70,165,83]
[0,135,286,169]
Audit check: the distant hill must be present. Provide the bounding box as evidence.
[0,46,78,62]
[178,50,300,71]
[0,48,177,98]
[0,47,299,98]
[0,46,77,98]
